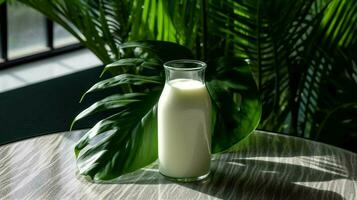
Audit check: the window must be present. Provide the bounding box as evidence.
[8,3,47,59]
[54,23,79,48]
[0,3,81,69]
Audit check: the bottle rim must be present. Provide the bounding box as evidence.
[164,59,207,71]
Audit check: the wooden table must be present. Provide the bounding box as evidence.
[0,130,356,200]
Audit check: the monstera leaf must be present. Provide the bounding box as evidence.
[206,58,261,153]
[72,41,261,181]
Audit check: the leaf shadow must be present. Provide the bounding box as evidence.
[91,154,349,199]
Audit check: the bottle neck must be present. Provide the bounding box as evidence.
[165,68,205,84]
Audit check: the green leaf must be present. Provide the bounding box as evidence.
[71,93,146,130]
[207,57,262,153]
[129,0,200,47]
[102,58,162,76]
[80,74,162,101]
[75,93,160,180]
[118,40,194,61]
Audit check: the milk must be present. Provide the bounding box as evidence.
[158,79,212,178]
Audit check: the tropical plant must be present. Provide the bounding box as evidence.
[204,0,357,148]
[5,0,356,179]
[7,0,261,180]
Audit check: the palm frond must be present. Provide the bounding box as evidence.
[207,0,357,140]
[129,0,201,50]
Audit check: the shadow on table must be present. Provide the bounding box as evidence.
[94,153,347,199]
[183,156,346,199]
[229,131,344,157]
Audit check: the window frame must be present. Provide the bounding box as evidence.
[0,3,83,70]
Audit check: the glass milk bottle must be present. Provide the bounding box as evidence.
[158,59,212,182]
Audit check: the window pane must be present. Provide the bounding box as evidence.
[8,3,47,59]
[54,23,78,47]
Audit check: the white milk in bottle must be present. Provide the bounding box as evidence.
[158,60,211,181]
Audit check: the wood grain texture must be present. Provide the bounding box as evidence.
[0,130,356,200]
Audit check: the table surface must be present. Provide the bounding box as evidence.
[0,130,356,200]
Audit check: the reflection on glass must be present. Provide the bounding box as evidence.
[54,23,78,47]
[8,2,47,59]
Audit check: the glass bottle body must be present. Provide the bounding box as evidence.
[158,60,212,182]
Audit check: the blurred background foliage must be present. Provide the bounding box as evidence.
[5,0,357,152]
